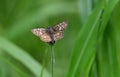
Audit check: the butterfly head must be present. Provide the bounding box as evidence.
[49,40,55,45]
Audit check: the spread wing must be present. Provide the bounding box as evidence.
[31,28,51,42]
[53,21,67,41]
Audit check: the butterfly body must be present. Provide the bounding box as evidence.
[47,27,56,45]
[32,21,67,45]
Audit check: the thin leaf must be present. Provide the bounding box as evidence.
[0,54,29,77]
[97,0,120,77]
[67,1,104,77]
[0,37,50,77]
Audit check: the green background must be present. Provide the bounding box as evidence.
[0,0,120,77]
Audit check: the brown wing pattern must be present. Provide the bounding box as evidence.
[53,21,67,31]
[53,21,67,41]
[53,31,64,41]
[31,28,51,42]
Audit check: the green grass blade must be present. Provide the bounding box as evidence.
[94,0,120,77]
[0,37,50,77]
[99,0,119,37]
[67,1,104,77]
[97,0,120,74]
[40,49,48,77]
[98,25,120,77]
[0,54,29,77]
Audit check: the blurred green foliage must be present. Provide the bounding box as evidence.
[0,0,120,77]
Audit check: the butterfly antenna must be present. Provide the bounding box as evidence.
[49,45,55,77]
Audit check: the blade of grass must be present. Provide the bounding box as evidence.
[98,25,120,77]
[40,49,48,77]
[0,37,50,77]
[99,0,119,38]
[67,1,104,77]
[0,54,29,77]
[97,0,120,77]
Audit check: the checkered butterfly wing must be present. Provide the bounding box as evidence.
[31,28,51,42]
[53,22,67,41]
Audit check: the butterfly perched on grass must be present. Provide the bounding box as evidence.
[31,21,67,77]
[31,21,67,45]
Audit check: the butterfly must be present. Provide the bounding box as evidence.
[31,21,67,45]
